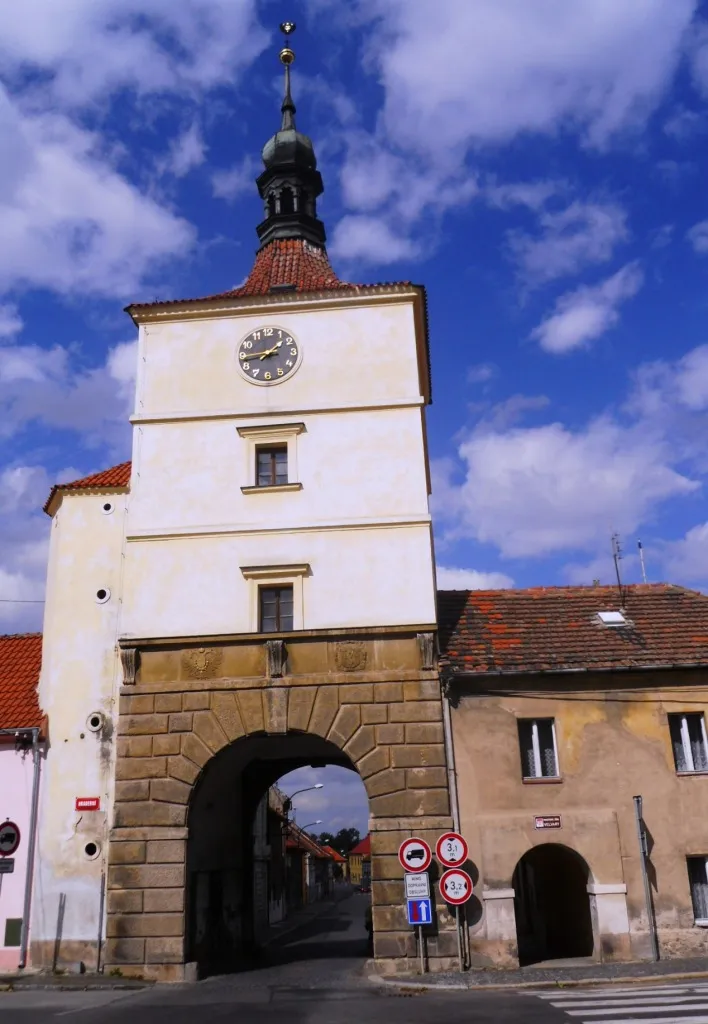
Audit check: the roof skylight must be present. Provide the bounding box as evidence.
[596,610,628,627]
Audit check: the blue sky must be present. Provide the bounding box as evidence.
[3,1,708,830]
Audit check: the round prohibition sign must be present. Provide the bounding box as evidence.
[436,832,468,868]
[439,867,473,905]
[398,837,432,873]
[0,820,20,857]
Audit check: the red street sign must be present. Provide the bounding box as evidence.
[436,831,468,868]
[439,868,473,905]
[0,820,20,857]
[398,837,432,873]
[76,797,100,812]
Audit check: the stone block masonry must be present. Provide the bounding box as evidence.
[105,633,454,981]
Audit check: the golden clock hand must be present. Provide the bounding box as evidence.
[259,339,283,360]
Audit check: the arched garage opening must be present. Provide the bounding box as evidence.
[512,844,594,966]
[186,731,369,976]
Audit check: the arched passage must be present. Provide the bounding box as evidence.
[186,731,364,976]
[512,844,594,965]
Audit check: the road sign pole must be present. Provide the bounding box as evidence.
[418,924,426,974]
[456,904,463,972]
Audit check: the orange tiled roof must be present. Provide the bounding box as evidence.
[126,238,421,309]
[43,461,132,515]
[320,844,347,863]
[438,583,708,676]
[349,834,370,857]
[0,634,43,730]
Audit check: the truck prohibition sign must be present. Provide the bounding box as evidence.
[398,837,432,873]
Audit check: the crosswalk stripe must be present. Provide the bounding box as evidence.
[553,999,708,1010]
[568,1017,708,1024]
[534,988,708,1001]
[564,1005,708,1018]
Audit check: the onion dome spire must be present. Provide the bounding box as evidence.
[256,22,326,250]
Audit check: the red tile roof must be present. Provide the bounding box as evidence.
[44,461,131,515]
[320,844,347,863]
[438,584,708,677]
[0,634,43,730]
[126,238,421,310]
[229,238,347,297]
[349,834,370,857]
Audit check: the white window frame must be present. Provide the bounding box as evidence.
[687,855,708,926]
[520,718,560,780]
[240,563,310,633]
[670,713,708,774]
[237,422,305,494]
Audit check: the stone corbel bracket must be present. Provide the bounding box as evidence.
[417,632,435,670]
[266,638,287,678]
[119,646,139,686]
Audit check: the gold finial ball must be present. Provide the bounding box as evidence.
[279,21,296,65]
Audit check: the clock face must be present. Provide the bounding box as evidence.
[237,326,301,385]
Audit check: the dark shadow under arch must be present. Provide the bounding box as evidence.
[186,730,364,977]
[512,843,594,965]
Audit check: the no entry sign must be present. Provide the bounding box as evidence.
[439,867,473,906]
[436,831,468,868]
[0,820,20,857]
[398,837,432,873]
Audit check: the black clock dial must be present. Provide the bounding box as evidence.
[237,326,301,385]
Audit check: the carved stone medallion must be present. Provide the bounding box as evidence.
[182,646,223,679]
[334,641,368,673]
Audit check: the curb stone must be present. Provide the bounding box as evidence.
[368,969,708,993]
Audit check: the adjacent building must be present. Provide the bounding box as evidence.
[348,835,371,888]
[439,583,708,966]
[0,634,44,971]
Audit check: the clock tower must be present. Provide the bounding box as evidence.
[34,23,455,982]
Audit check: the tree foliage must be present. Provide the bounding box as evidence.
[316,827,361,855]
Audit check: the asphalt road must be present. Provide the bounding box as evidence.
[4,894,708,1023]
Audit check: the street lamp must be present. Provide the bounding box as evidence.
[300,820,323,831]
[282,783,323,815]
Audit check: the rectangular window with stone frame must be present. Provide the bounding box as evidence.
[256,445,288,487]
[518,718,559,779]
[259,585,294,633]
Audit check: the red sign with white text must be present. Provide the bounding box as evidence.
[75,797,100,811]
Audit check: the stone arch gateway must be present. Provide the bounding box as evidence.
[106,632,455,981]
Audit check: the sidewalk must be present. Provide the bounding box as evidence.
[374,955,708,991]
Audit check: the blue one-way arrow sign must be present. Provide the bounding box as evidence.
[407,897,432,925]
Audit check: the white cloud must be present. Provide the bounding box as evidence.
[0,303,23,340]
[688,18,708,100]
[435,415,698,560]
[355,0,695,151]
[157,122,206,179]
[660,523,708,585]
[687,219,708,254]
[0,337,135,451]
[330,215,421,264]
[467,363,497,385]
[531,262,644,354]
[212,155,258,202]
[0,88,196,299]
[0,1,268,109]
[436,566,513,590]
[663,106,706,140]
[508,200,629,287]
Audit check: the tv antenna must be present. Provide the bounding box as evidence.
[637,540,648,584]
[611,533,625,606]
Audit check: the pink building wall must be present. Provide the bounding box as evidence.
[0,743,36,970]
